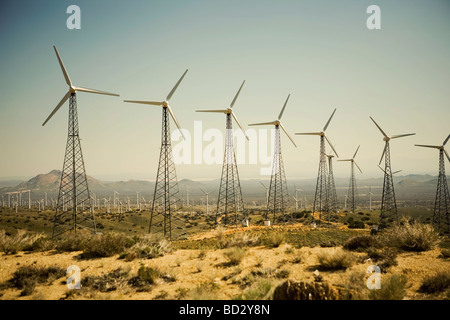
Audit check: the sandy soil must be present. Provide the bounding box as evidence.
[0,243,448,300]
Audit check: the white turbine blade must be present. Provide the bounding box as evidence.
[295,132,322,136]
[230,80,245,109]
[278,94,290,120]
[391,133,415,139]
[324,135,339,157]
[337,159,352,162]
[443,134,450,146]
[280,123,297,147]
[167,69,188,101]
[354,161,363,173]
[167,105,185,140]
[259,182,268,189]
[53,46,72,86]
[231,112,249,141]
[42,91,71,126]
[196,109,229,113]
[370,116,388,138]
[445,149,450,163]
[248,121,277,126]
[75,86,119,97]
[379,143,387,165]
[353,145,360,159]
[124,100,163,106]
[200,188,207,195]
[414,144,441,149]
[323,108,336,132]
[392,170,402,175]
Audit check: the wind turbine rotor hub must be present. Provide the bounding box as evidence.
[384,137,390,142]
[162,101,169,107]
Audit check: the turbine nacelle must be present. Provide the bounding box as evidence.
[123,69,189,140]
[248,94,297,147]
[42,46,120,126]
[195,80,248,140]
[295,108,338,157]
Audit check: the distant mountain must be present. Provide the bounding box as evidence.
[0,170,446,201]
[0,170,154,197]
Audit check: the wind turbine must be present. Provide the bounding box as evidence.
[249,94,297,224]
[43,46,119,238]
[338,145,362,213]
[296,108,338,215]
[200,188,210,216]
[370,116,415,227]
[196,81,248,227]
[368,187,374,211]
[415,134,450,233]
[124,69,188,240]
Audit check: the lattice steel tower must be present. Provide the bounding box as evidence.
[338,146,362,214]
[42,46,119,238]
[197,81,248,227]
[370,117,415,228]
[249,94,297,225]
[267,125,291,223]
[324,153,338,221]
[124,70,188,240]
[296,109,338,215]
[217,114,245,226]
[416,134,450,234]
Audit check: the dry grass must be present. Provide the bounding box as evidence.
[0,230,45,254]
[378,218,440,252]
[368,274,407,300]
[223,247,247,266]
[316,248,355,271]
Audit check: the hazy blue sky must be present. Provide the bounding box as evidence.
[1,0,449,181]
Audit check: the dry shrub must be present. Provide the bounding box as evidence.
[378,218,439,252]
[124,235,172,261]
[226,232,261,248]
[369,274,407,300]
[343,235,379,252]
[273,280,341,300]
[341,271,370,300]
[223,247,247,266]
[82,267,130,292]
[418,272,450,294]
[316,248,355,271]
[80,232,128,258]
[242,280,272,300]
[55,229,92,252]
[186,281,220,300]
[7,265,65,296]
[262,232,286,248]
[0,229,45,254]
